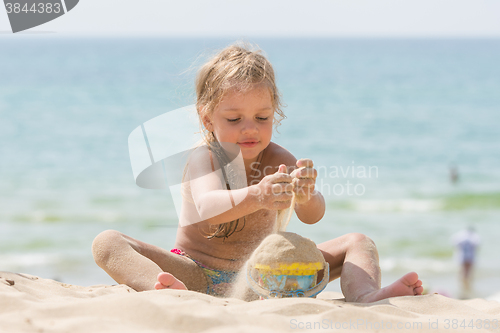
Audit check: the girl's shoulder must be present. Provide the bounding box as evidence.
[186,145,219,176]
[188,145,211,165]
[264,142,298,171]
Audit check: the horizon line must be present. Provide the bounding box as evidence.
[2,32,500,39]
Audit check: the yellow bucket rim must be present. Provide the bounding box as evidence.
[254,262,323,276]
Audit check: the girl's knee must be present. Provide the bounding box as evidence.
[92,230,124,266]
[346,232,376,248]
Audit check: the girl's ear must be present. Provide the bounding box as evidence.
[202,113,214,132]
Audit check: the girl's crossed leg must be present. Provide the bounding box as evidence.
[318,233,423,303]
[92,230,207,292]
[92,230,423,302]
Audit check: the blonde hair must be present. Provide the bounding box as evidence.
[194,43,285,239]
[196,43,285,144]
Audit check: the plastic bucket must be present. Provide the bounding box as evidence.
[254,262,323,295]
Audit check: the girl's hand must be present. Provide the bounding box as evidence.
[253,164,293,210]
[290,159,317,205]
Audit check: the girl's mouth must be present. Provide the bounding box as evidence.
[238,141,258,148]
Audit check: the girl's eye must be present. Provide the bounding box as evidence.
[227,118,240,122]
[257,117,269,121]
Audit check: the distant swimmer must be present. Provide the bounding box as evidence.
[452,227,480,297]
[449,165,459,185]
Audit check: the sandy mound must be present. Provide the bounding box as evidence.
[247,232,325,267]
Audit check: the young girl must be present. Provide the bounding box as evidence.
[92,44,424,302]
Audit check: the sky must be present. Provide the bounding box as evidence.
[1,0,500,37]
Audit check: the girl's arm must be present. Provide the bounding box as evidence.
[270,150,325,224]
[292,158,326,224]
[294,189,325,224]
[188,147,292,225]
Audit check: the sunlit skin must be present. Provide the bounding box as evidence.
[92,85,423,302]
[154,86,423,301]
[204,86,275,172]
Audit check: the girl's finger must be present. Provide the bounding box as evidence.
[271,173,292,184]
[296,159,313,168]
[274,200,292,210]
[293,167,317,179]
[290,166,304,179]
[293,178,315,188]
[271,183,293,194]
[283,183,294,193]
[278,164,288,173]
[275,192,293,202]
[293,184,315,195]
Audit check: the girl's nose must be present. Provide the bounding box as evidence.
[241,120,258,134]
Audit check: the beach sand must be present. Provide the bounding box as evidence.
[1,271,499,332]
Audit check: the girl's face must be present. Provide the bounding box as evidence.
[205,86,274,162]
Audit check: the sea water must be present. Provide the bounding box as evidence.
[1,37,499,298]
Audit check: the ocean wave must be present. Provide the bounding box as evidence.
[354,199,442,212]
[0,253,60,271]
[328,192,500,212]
[380,257,456,274]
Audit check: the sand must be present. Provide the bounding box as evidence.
[239,232,328,300]
[1,271,499,333]
[247,232,325,267]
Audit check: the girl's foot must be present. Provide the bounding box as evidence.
[154,272,187,290]
[357,272,423,303]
